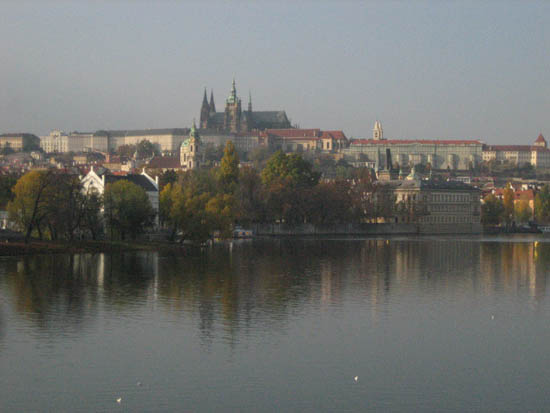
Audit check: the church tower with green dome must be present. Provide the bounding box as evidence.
[180,120,200,170]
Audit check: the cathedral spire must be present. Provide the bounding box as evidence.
[200,88,210,129]
[209,89,216,113]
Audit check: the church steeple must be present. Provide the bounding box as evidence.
[209,89,216,114]
[200,88,210,129]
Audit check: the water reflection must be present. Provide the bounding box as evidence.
[0,239,549,341]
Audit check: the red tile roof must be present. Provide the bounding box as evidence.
[265,129,321,137]
[484,145,550,152]
[148,156,181,169]
[536,134,546,143]
[351,139,482,145]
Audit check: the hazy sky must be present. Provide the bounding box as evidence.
[1,1,548,144]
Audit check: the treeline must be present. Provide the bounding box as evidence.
[159,142,395,242]
[6,170,155,243]
[4,142,399,244]
[481,183,550,226]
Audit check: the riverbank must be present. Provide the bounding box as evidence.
[0,239,188,256]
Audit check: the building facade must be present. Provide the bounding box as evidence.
[482,134,550,169]
[259,129,348,153]
[0,133,40,152]
[343,121,483,170]
[81,168,159,226]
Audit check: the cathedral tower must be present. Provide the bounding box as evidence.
[224,79,242,133]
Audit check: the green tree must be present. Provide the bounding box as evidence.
[217,141,240,192]
[8,170,56,243]
[481,194,504,226]
[236,166,265,226]
[514,199,532,224]
[136,140,159,159]
[205,193,236,238]
[104,180,154,240]
[116,144,137,158]
[0,175,18,209]
[261,151,320,188]
[535,185,550,224]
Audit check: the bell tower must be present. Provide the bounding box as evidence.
[373,120,384,140]
[224,79,242,133]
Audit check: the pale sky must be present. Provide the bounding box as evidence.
[1,1,549,144]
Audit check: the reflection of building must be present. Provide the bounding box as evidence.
[343,121,483,170]
[482,134,550,168]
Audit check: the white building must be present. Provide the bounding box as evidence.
[81,168,159,227]
[41,130,105,153]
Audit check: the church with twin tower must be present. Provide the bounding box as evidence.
[199,79,291,133]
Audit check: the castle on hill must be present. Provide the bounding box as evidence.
[199,79,291,133]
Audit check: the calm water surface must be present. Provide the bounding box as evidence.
[1,236,550,412]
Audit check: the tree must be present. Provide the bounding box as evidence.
[104,180,154,240]
[205,193,236,238]
[236,166,265,226]
[502,184,515,225]
[8,170,56,243]
[217,141,240,192]
[535,185,550,223]
[158,170,177,190]
[514,200,532,224]
[0,175,18,209]
[136,140,159,159]
[261,151,320,188]
[481,194,504,226]
[117,144,137,158]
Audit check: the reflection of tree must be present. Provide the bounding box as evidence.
[2,252,158,332]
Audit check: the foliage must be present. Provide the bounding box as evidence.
[236,166,265,226]
[117,144,137,158]
[8,170,56,243]
[158,170,178,190]
[535,185,550,224]
[514,199,532,224]
[481,194,504,226]
[0,175,18,209]
[261,151,320,188]
[217,141,240,192]
[104,180,154,240]
[8,170,103,242]
[136,140,159,159]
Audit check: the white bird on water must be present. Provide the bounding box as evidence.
[354,376,358,382]
[117,397,122,403]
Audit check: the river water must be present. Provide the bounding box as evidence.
[1,236,550,412]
